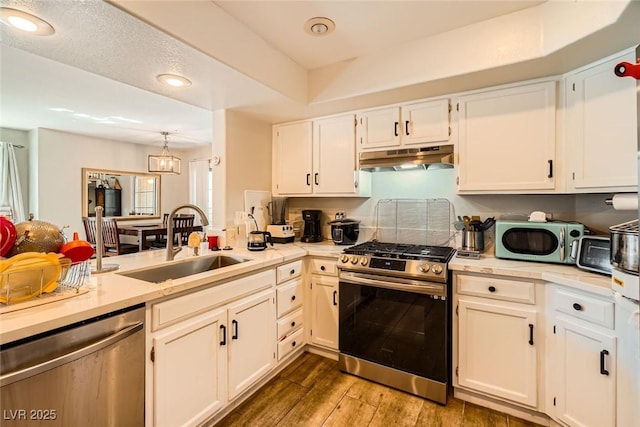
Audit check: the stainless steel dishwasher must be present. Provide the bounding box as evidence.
[1,304,145,426]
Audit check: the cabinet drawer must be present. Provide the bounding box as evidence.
[278,327,304,361]
[277,308,303,340]
[456,274,535,304]
[276,278,304,317]
[310,258,338,276]
[553,288,614,329]
[276,260,303,284]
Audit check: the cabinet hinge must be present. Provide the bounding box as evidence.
[553,397,556,406]
[455,366,459,377]
[150,346,155,363]
[354,118,358,127]
[448,102,452,113]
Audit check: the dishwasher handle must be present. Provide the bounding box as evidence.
[1,321,143,387]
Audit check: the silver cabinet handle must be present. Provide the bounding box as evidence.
[1,321,143,387]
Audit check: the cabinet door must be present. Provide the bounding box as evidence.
[273,121,313,195]
[401,99,450,146]
[457,298,538,406]
[566,51,637,191]
[227,289,276,400]
[310,275,339,350]
[357,107,401,150]
[457,81,556,192]
[153,309,227,427]
[553,317,616,427]
[313,115,358,194]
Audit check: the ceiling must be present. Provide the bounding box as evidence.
[0,0,636,148]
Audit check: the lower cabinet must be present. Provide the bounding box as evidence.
[457,299,538,407]
[275,260,305,361]
[309,274,339,350]
[147,270,276,427]
[546,285,616,427]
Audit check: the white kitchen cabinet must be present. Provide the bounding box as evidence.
[147,270,276,426]
[565,49,637,192]
[275,260,305,361]
[309,271,339,350]
[272,121,313,195]
[152,309,227,427]
[227,289,276,400]
[546,285,616,427]
[454,273,539,408]
[456,80,557,193]
[272,115,370,197]
[357,98,450,150]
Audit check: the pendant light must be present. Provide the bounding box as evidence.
[148,132,181,174]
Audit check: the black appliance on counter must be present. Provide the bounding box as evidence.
[301,210,323,243]
[337,241,456,404]
[329,218,360,245]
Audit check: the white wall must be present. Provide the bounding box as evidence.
[32,128,200,239]
[288,168,636,243]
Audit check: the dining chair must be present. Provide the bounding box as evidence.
[149,214,195,248]
[101,218,139,256]
[82,217,98,250]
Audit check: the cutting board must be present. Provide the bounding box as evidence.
[243,190,271,231]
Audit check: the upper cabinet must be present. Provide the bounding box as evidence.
[356,98,451,150]
[456,81,557,193]
[272,115,371,197]
[565,49,638,192]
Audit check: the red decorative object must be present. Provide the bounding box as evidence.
[614,61,640,80]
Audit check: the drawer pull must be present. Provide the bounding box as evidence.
[291,321,296,327]
[528,324,534,346]
[290,269,295,275]
[600,350,610,376]
[292,341,297,347]
[320,265,326,271]
[291,295,296,301]
[572,303,583,311]
[488,286,496,293]
[220,324,227,346]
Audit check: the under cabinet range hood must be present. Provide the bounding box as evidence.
[359,145,454,172]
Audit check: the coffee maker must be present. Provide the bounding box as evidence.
[301,210,323,243]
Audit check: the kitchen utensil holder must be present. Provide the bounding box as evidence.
[462,231,484,252]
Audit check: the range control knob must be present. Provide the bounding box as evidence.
[360,257,369,266]
[350,256,359,265]
[340,254,349,263]
[432,264,443,274]
[418,263,430,273]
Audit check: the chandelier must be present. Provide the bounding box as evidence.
[148,132,181,174]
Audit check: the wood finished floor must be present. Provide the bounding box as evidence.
[214,352,539,427]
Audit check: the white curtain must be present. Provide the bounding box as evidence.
[0,141,25,222]
[189,158,213,226]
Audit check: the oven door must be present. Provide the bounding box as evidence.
[338,271,448,383]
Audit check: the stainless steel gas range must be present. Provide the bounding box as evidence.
[337,241,455,405]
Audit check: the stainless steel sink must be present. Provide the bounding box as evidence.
[117,255,249,283]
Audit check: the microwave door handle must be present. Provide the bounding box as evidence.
[559,227,565,261]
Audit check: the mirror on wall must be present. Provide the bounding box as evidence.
[82,168,161,220]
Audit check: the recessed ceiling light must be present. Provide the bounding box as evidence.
[0,8,55,36]
[157,74,192,88]
[304,17,335,37]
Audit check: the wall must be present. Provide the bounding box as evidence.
[0,127,30,221]
[211,110,272,233]
[288,168,636,245]
[30,128,199,239]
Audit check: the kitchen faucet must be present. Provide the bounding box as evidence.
[166,204,210,261]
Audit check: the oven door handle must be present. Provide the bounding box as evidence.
[339,272,445,296]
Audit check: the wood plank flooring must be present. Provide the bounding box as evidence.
[214,352,539,427]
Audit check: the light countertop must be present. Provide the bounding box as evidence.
[1,241,613,345]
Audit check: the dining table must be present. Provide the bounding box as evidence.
[118,223,203,252]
